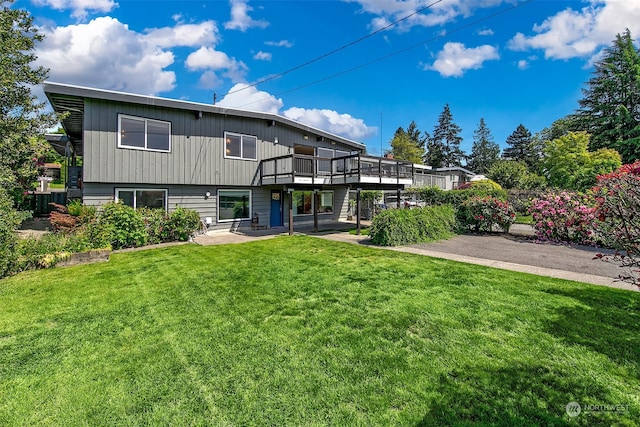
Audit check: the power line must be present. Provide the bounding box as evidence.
[227,0,446,96]
[236,0,533,110]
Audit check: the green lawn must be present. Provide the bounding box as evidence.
[1,236,638,426]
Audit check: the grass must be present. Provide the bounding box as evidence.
[348,226,370,235]
[515,214,534,224]
[1,236,639,426]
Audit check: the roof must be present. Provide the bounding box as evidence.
[43,82,366,157]
[432,166,476,176]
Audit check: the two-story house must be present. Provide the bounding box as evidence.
[44,82,417,232]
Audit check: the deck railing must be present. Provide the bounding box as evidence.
[260,153,415,185]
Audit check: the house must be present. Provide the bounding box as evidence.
[43,82,418,232]
[430,166,476,190]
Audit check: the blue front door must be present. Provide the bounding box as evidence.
[270,190,283,227]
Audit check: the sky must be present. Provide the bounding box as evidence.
[16,0,640,157]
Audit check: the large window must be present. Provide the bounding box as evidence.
[116,189,167,210]
[224,132,257,161]
[118,115,171,152]
[293,190,334,216]
[218,189,251,221]
[317,147,333,174]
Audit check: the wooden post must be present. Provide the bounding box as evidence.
[288,189,294,236]
[356,188,361,235]
[313,190,319,233]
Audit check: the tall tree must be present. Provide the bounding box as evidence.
[467,118,500,174]
[502,124,533,164]
[387,123,425,164]
[426,104,465,168]
[0,1,57,205]
[574,28,640,163]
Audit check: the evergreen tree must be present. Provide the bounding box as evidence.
[467,118,500,174]
[502,124,533,164]
[388,123,425,164]
[0,1,57,205]
[426,104,465,167]
[575,28,640,163]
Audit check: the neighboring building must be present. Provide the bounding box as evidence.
[44,82,419,231]
[430,166,476,190]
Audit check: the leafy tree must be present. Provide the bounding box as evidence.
[502,124,534,164]
[467,118,500,174]
[0,1,58,205]
[388,122,425,163]
[543,131,621,190]
[487,160,545,190]
[426,104,465,168]
[574,29,640,163]
[530,117,581,174]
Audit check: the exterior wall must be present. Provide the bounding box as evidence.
[83,183,350,230]
[82,98,359,187]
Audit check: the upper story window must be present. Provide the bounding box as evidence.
[118,114,171,152]
[225,132,257,161]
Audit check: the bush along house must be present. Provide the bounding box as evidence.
[43,82,419,233]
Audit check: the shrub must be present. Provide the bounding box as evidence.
[416,182,508,208]
[456,196,516,233]
[508,189,546,215]
[139,207,171,244]
[0,188,23,278]
[591,161,640,284]
[167,206,201,241]
[369,205,456,246]
[529,191,597,245]
[100,201,147,249]
[16,232,92,271]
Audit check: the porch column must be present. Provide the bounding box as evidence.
[397,188,402,209]
[356,187,362,235]
[313,190,319,233]
[288,188,294,236]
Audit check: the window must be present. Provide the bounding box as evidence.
[225,132,257,160]
[293,191,313,216]
[292,190,334,216]
[116,189,167,210]
[118,115,171,152]
[317,147,333,174]
[218,189,251,221]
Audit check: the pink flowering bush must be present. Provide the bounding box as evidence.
[456,196,516,233]
[529,192,598,245]
[591,161,640,285]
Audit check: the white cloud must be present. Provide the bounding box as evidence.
[478,28,494,36]
[144,21,219,48]
[427,42,499,77]
[33,0,117,20]
[217,84,283,114]
[36,17,176,94]
[508,0,640,60]
[348,0,507,32]
[265,40,293,48]
[185,46,248,83]
[224,0,269,32]
[217,84,376,141]
[517,59,528,70]
[253,51,272,61]
[283,107,377,141]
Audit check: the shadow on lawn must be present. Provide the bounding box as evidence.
[542,287,640,371]
[416,362,614,426]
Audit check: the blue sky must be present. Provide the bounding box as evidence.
[18,0,640,157]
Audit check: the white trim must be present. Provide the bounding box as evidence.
[117,114,171,153]
[114,188,168,210]
[223,131,258,161]
[217,189,252,222]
